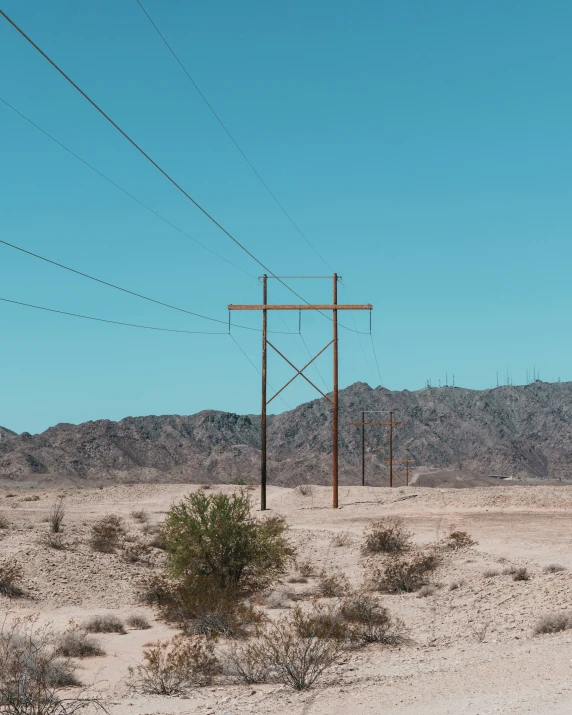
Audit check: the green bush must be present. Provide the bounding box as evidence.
[363,518,411,554]
[369,552,439,593]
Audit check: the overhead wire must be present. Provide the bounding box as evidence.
[0,296,227,334]
[0,11,372,335]
[135,0,333,273]
[340,281,377,386]
[0,96,255,279]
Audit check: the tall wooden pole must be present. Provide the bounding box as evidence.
[406,456,409,486]
[333,273,339,508]
[389,410,393,488]
[260,275,267,510]
[361,410,365,486]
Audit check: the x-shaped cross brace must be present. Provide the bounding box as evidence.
[266,339,333,404]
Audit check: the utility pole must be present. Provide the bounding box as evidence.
[384,455,416,486]
[229,274,372,510]
[349,411,404,487]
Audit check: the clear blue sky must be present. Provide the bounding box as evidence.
[1,0,571,434]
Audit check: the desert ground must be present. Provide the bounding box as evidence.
[3,482,572,714]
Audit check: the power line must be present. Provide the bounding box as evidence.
[0,10,327,316]
[135,0,333,273]
[369,332,383,387]
[0,237,295,335]
[0,96,255,279]
[0,296,226,334]
[340,281,376,386]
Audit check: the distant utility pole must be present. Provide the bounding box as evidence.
[383,454,416,486]
[452,374,455,387]
[349,411,404,488]
[229,274,372,511]
[496,371,499,388]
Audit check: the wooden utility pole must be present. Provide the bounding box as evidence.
[384,455,416,486]
[349,411,404,487]
[229,275,372,510]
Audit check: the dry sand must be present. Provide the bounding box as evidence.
[2,482,572,714]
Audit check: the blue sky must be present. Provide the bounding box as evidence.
[1,0,571,434]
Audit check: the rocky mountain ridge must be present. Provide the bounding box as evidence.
[1,381,572,486]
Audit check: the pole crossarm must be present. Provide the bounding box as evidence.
[228,304,372,311]
[364,435,389,456]
[266,340,333,404]
[349,421,404,426]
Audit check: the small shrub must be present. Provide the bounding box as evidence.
[469,619,490,642]
[330,531,351,548]
[57,629,105,658]
[533,612,572,636]
[127,634,220,694]
[0,559,24,597]
[22,495,40,502]
[338,594,406,644]
[126,613,151,630]
[0,514,9,529]
[501,565,518,575]
[89,514,125,553]
[417,584,437,597]
[41,532,66,550]
[512,567,530,582]
[297,561,315,577]
[369,552,439,594]
[141,522,158,535]
[316,569,350,598]
[482,568,500,578]
[131,509,149,523]
[49,496,66,533]
[543,563,566,573]
[83,614,126,635]
[445,530,476,549]
[363,518,411,554]
[227,640,270,684]
[122,541,153,565]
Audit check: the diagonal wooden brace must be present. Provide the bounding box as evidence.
[266,339,333,404]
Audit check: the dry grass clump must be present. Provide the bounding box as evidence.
[49,496,66,534]
[22,495,40,502]
[482,568,500,578]
[57,629,105,658]
[127,634,220,694]
[296,485,313,497]
[89,514,125,553]
[417,584,437,597]
[338,594,406,644]
[0,559,24,597]
[121,541,153,565]
[126,613,151,630]
[363,517,411,554]
[297,561,315,577]
[448,579,465,591]
[512,567,530,581]
[287,575,308,584]
[0,514,9,529]
[501,565,518,575]
[533,612,572,636]
[369,552,439,594]
[543,563,567,573]
[41,532,67,550]
[131,509,149,523]
[83,614,126,635]
[330,531,352,548]
[445,530,476,549]
[316,568,350,597]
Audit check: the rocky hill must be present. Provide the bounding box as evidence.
[1,381,572,487]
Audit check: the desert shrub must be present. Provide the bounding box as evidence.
[226,640,270,684]
[57,628,105,658]
[533,612,572,636]
[417,584,437,597]
[330,532,351,548]
[512,567,530,582]
[22,495,40,502]
[126,613,151,630]
[316,569,350,598]
[287,575,308,584]
[501,565,518,575]
[297,561,315,577]
[131,510,148,523]
[482,568,500,578]
[369,552,440,594]
[469,619,490,642]
[49,496,66,534]
[160,491,295,597]
[543,563,567,573]
[0,616,109,714]
[445,530,476,549]
[121,541,153,565]
[0,560,24,597]
[363,517,411,554]
[339,594,406,644]
[83,614,126,635]
[89,514,125,553]
[41,532,66,550]
[0,514,8,529]
[127,634,220,694]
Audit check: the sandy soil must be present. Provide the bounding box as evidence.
[2,482,572,714]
